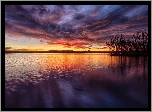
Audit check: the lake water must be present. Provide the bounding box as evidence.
[5,53,148,108]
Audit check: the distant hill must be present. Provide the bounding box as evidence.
[5,50,112,53]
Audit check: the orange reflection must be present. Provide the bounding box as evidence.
[43,53,118,71]
[5,53,148,85]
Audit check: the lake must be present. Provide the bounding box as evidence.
[5,53,148,108]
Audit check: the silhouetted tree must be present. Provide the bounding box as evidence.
[106,31,148,54]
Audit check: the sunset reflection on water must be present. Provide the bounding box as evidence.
[5,53,148,108]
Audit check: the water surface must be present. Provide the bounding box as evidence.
[5,53,148,108]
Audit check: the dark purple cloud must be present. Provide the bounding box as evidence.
[5,5,148,47]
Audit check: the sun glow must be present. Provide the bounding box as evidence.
[5,45,110,51]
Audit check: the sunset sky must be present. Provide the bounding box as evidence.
[5,5,148,51]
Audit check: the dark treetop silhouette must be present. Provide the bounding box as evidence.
[106,31,148,56]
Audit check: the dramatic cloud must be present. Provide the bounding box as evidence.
[5,5,148,50]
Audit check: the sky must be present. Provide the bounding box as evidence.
[5,5,148,51]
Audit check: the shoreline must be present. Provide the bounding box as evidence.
[5,51,112,53]
[5,51,148,56]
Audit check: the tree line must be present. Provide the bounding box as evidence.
[106,30,148,53]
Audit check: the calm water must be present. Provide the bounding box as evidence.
[5,53,148,108]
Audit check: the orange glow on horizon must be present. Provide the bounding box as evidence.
[5,46,110,51]
[5,44,110,51]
